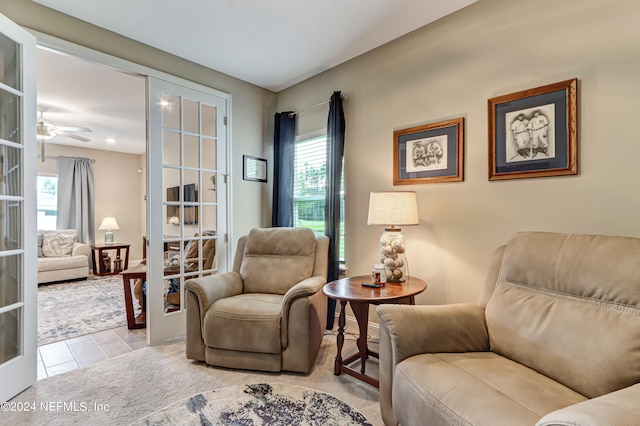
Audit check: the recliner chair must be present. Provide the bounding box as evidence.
[185,227,329,373]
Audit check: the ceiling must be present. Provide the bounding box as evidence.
[34,0,477,155]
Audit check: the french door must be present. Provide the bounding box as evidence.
[146,77,229,344]
[0,13,37,402]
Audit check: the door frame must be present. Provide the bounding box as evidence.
[30,31,233,345]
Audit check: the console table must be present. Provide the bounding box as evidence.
[322,275,427,387]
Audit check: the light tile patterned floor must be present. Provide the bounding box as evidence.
[37,326,147,380]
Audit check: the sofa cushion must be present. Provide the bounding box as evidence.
[240,227,316,294]
[486,232,640,398]
[203,293,283,354]
[42,231,77,257]
[38,255,88,272]
[393,352,587,426]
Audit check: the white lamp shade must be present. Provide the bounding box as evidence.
[98,216,120,231]
[367,191,419,226]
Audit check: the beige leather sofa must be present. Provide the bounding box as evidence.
[377,232,640,426]
[185,227,329,373]
[37,229,90,284]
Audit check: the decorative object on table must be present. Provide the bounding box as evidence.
[394,117,464,185]
[98,216,120,243]
[136,383,374,426]
[102,252,111,273]
[168,215,179,225]
[488,78,578,180]
[372,263,386,284]
[367,191,419,282]
[243,155,268,182]
[113,254,123,273]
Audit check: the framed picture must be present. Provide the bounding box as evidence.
[243,155,267,182]
[393,117,464,185]
[488,78,578,180]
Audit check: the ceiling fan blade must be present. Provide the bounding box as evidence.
[56,125,93,133]
[57,131,91,143]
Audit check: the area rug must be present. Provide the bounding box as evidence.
[136,382,374,425]
[38,275,136,345]
[6,335,382,425]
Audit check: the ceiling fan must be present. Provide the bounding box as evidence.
[37,106,93,161]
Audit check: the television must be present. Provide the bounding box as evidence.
[166,183,198,224]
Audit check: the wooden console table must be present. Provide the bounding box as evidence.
[322,275,427,388]
[91,242,130,276]
[121,264,147,329]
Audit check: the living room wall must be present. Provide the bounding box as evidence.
[37,144,145,260]
[276,0,640,307]
[1,0,276,260]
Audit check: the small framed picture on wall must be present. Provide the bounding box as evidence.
[393,117,464,185]
[243,155,267,182]
[488,78,578,181]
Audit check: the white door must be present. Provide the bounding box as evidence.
[0,14,37,402]
[146,77,229,344]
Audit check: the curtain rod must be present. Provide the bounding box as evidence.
[288,93,347,118]
[41,155,96,163]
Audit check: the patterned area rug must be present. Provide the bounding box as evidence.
[38,275,135,345]
[136,383,374,425]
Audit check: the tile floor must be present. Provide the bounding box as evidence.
[37,326,147,380]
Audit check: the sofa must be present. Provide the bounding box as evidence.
[377,231,640,426]
[37,229,90,284]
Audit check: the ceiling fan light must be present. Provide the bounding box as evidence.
[36,122,56,140]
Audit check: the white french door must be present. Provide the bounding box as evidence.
[146,77,229,344]
[0,13,37,402]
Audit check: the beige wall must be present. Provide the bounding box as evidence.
[1,0,276,257]
[277,0,640,306]
[37,144,146,260]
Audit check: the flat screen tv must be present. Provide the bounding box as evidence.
[166,183,198,224]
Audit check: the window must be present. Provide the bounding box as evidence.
[293,134,345,261]
[37,175,57,230]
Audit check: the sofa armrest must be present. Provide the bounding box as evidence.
[536,384,640,426]
[280,276,326,347]
[377,303,489,362]
[185,271,244,313]
[71,242,91,259]
[377,303,490,426]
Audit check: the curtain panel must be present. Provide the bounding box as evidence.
[56,156,95,246]
[271,112,296,227]
[324,91,345,329]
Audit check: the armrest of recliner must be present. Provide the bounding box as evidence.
[377,303,489,426]
[280,276,326,348]
[536,384,640,426]
[377,303,490,362]
[185,271,244,313]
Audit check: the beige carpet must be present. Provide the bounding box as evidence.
[7,333,382,426]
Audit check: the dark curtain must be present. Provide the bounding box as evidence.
[271,112,296,227]
[324,91,345,329]
[56,156,95,246]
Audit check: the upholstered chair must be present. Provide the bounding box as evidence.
[185,227,329,373]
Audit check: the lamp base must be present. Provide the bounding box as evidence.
[379,228,407,282]
[104,231,114,243]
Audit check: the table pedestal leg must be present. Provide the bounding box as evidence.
[334,300,347,375]
[350,301,370,374]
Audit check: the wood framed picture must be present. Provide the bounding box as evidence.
[488,78,578,181]
[243,155,267,182]
[393,117,464,185]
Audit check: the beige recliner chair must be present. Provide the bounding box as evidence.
[377,231,640,426]
[185,227,329,373]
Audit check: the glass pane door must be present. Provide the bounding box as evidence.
[0,13,37,402]
[147,77,228,344]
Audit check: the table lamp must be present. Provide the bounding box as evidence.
[367,191,419,282]
[99,216,120,243]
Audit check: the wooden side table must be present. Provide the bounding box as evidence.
[323,275,427,388]
[121,264,147,329]
[91,243,130,276]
